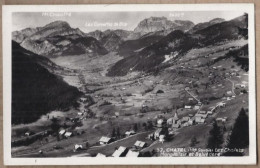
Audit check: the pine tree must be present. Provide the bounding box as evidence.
[207,121,223,154]
[111,127,116,138]
[116,127,120,139]
[133,123,138,132]
[162,126,169,140]
[224,108,249,156]
[50,117,60,141]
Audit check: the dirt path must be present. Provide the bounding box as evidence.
[185,89,200,102]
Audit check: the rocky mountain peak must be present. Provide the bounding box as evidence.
[43,20,71,29]
[134,17,194,36]
[209,18,225,24]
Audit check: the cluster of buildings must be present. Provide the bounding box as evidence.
[95,139,148,157]
[148,99,229,143]
[59,129,73,138]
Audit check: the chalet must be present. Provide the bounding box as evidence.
[157,119,166,128]
[25,131,34,136]
[159,135,165,143]
[96,153,106,157]
[240,84,246,88]
[218,102,226,108]
[216,117,227,127]
[148,133,155,140]
[74,144,83,151]
[195,113,208,119]
[79,98,87,103]
[126,150,140,157]
[226,91,232,95]
[199,111,207,114]
[134,141,147,149]
[59,129,66,136]
[112,146,127,157]
[196,118,205,124]
[188,98,194,101]
[99,136,112,145]
[181,116,190,123]
[64,132,73,138]
[195,114,207,124]
[185,105,192,109]
[207,111,213,115]
[115,112,120,117]
[125,130,136,137]
[77,112,83,116]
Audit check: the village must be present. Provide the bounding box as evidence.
[11,38,249,158]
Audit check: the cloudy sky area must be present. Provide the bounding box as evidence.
[13,11,245,32]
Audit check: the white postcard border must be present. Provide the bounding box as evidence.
[3,4,256,165]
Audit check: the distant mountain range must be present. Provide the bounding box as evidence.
[11,16,206,57]
[12,14,248,76]
[11,14,248,124]
[13,21,108,57]
[107,14,248,76]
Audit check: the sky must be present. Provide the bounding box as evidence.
[12,11,245,33]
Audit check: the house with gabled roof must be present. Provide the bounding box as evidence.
[134,140,147,149]
[181,116,190,122]
[216,117,227,127]
[194,105,200,110]
[59,129,66,136]
[196,118,205,124]
[125,130,136,137]
[157,118,166,128]
[99,136,112,145]
[112,146,127,157]
[126,150,140,157]
[74,144,83,151]
[96,153,106,157]
[64,132,73,138]
[195,114,207,124]
[185,105,192,109]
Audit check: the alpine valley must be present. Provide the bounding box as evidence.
[11,14,250,158]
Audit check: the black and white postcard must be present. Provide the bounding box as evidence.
[3,4,256,165]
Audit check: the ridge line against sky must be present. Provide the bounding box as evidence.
[12,11,245,32]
